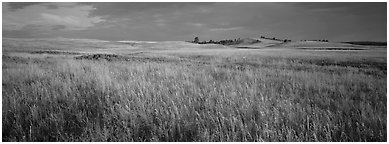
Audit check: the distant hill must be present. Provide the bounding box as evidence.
[342,41,387,46]
[275,41,377,50]
[2,38,131,53]
[233,38,284,48]
[118,41,232,50]
[280,41,357,48]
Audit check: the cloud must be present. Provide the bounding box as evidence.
[40,13,104,30]
[197,7,211,13]
[210,27,243,31]
[154,18,167,27]
[86,2,214,18]
[187,23,205,27]
[3,2,105,32]
[41,13,78,25]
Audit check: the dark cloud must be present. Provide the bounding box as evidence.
[3,24,55,38]
[288,2,386,15]
[20,24,65,32]
[283,2,386,41]
[3,29,33,38]
[289,2,384,9]
[5,2,46,10]
[52,25,66,31]
[4,2,75,11]
[46,4,59,9]
[84,2,214,18]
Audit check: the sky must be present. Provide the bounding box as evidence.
[2,2,387,42]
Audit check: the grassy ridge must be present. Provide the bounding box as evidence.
[2,54,386,142]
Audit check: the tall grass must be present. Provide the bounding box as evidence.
[2,55,386,142]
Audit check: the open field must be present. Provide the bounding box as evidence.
[2,38,387,142]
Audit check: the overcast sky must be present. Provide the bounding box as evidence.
[3,2,387,42]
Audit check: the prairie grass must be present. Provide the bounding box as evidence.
[2,52,386,142]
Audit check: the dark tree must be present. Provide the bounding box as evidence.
[194,37,199,43]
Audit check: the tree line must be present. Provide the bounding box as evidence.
[193,37,245,45]
[190,36,329,45]
[300,39,329,42]
[191,36,292,45]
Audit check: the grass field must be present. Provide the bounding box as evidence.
[2,38,387,142]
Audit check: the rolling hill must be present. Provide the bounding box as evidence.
[233,38,284,48]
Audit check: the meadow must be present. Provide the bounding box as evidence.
[2,38,387,142]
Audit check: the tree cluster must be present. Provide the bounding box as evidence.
[260,36,291,43]
[192,37,244,45]
[260,36,281,41]
[301,39,329,42]
[191,36,293,46]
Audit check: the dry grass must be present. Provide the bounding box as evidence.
[2,46,386,142]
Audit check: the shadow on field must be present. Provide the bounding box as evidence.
[74,54,207,64]
[30,50,82,55]
[73,53,386,78]
[297,48,366,51]
[305,59,386,71]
